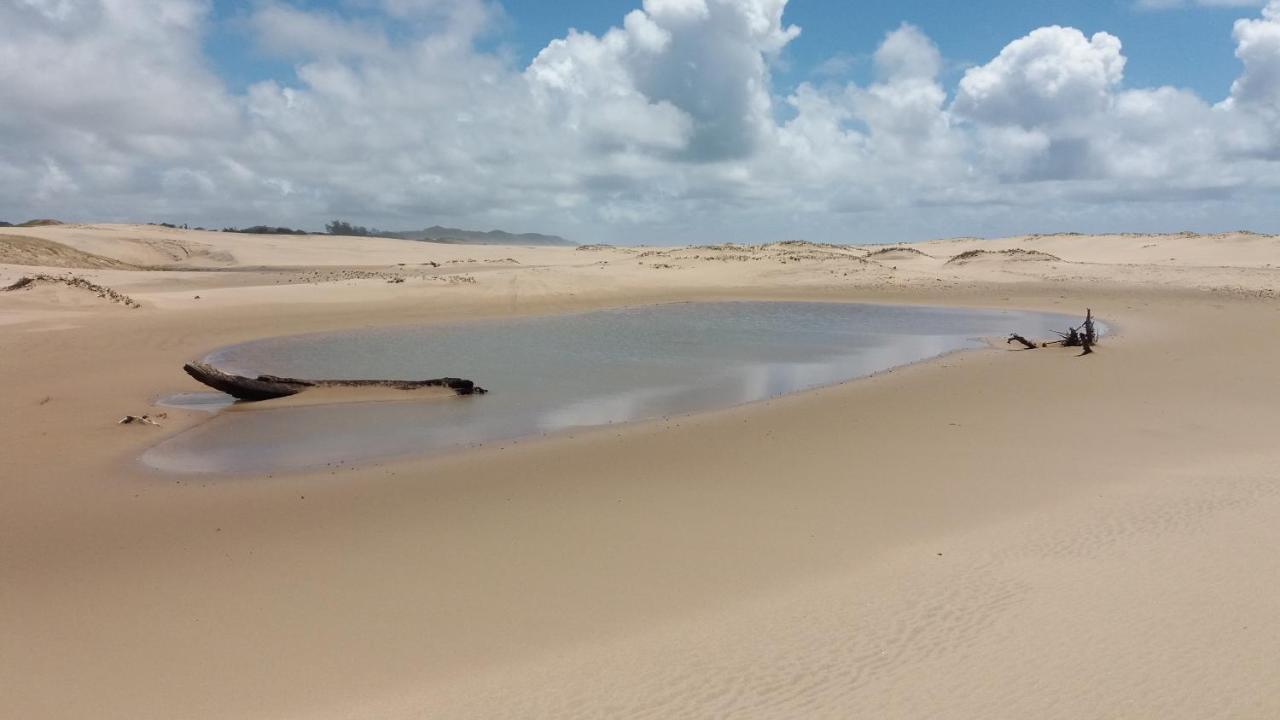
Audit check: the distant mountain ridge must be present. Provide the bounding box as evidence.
[0,219,63,228]
[386,225,573,246]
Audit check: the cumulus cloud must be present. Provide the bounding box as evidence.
[836,24,957,176]
[1,0,1279,241]
[947,23,1238,190]
[1226,0,1280,110]
[529,0,799,162]
[953,27,1125,129]
[1214,0,1280,157]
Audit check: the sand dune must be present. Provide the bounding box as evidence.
[0,223,578,269]
[920,230,1280,268]
[3,225,1280,719]
[0,233,136,269]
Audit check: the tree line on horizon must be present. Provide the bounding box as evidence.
[323,220,385,237]
[221,225,309,235]
[216,220,384,236]
[3,218,394,237]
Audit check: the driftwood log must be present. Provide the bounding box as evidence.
[184,362,486,402]
[1006,334,1038,350]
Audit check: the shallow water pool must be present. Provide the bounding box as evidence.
[144,301,1079,473]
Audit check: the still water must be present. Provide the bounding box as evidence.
[143,302,1078,473]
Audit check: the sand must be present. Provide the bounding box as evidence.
[3,224,1280,718]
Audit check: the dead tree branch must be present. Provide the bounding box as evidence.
[1006,334,1038,350]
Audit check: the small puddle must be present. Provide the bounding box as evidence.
[156,391,237,413]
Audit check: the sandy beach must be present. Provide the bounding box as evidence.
[3,224,1280,718]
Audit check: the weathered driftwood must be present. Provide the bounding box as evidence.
[183,362,486,402]
[1080,308,1096,355]
[1012,309,1099,354]
[1006,333,1038,350]
[1045,327,1081,348]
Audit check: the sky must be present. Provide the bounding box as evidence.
[3,0,1280,244]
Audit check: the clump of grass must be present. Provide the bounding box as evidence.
[946,248,1062,264]
[1,273,140,307]
[866,246,930,258]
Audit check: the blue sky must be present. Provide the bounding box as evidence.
[4,0,1280,243]
[525,1,1253,97]
[206,0,1256,100]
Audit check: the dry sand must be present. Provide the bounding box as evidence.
[3,224,1280,718]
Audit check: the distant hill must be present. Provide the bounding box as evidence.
[0,221,12,227]
[386,225,574,246]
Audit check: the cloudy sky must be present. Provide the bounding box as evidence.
[2,0,1279,244]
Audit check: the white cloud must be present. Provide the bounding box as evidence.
[811,51,860,78]
[0,0,233,135]
[952,27,1125,129]
[249,4,391,59]
[1214,0,1280,157]
[1226,0,1280,110]
[1137,0,1265,10]
[873,22,941,82]
[0,0,238,223]
[541,0,800,162]
[852,24,956,165]
[362,0,504,40]
[1,0,1279,241]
